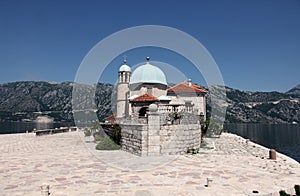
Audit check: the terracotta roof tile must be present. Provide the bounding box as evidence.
[130,93,158,102]
[167,82,207,93]
[105,115,116,120]
[191,83,201,89]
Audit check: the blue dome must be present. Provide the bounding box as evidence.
[129,62,167,85]
[119,63,131,72]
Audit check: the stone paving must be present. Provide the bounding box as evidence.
[0,131,299,196]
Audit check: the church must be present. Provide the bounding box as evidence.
[115,57,207,156]
[116,57,207,121]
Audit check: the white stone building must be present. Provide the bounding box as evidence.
[115,57,207,156]
[116,57,207,120]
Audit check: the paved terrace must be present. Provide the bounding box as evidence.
[0,131,299,196]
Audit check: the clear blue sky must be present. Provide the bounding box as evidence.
[0,0,299,92]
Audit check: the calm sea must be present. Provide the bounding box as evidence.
[0,121,75,134]
[224,123,300,163]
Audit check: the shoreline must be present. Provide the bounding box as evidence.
[218,133,300,165]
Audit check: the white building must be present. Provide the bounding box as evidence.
[116,57,207,120]
[116,57,207,156]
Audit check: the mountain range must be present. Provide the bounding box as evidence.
[0,81,299,124]
[222,86,300,123]
[0,81,113,122]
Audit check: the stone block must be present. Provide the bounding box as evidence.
[141,150,148,156]
[148,129,160,136]
[148,136,160,146]
[141,130,147,136]
[132,129,138,136]
[147,145,160,154]
[163,142,176,149]
[160,128,168,136]
[147,152,160,156]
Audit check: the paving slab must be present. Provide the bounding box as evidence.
[0,132,299,195]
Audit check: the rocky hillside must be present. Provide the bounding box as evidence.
[286,84,300,96]
[0,81,299,124]
[0,81,113,122]
[220,85,300,123]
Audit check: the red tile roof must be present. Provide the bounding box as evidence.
[130,93,158,102]
[105,115,116,120]
[167,82,207,93]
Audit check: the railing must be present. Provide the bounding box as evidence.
[157,104,194,114]
[117,104,196,125]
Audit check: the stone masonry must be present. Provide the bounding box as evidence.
[160,124,200,155]
[120,104,201,156]
[120,124,148,156]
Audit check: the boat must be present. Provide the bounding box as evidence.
[34,116,54,123]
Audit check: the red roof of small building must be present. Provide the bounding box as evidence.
[105,115,116,120]
[130,93,158,102]
[167,82,207,93]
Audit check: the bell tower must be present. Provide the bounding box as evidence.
[117,58,131,118]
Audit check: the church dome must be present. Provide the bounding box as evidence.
[119,60,131,72]
[129,57,167,85]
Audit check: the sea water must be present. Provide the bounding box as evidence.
[224,123,300,162]
[0,121,74,134]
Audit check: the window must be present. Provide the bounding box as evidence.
[147,87,152,94]
[139,107,148,117]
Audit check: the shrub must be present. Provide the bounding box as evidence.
[92,127,107,141]
[93,131,105,141]
[92,122,102,130]
[295,185,300,196]
[187,147,199,154]
[200,140,214,150]
[200,140,208,148]
[187,148,191,154]
[279,190,290,196]
[95,138,121,150]
[111,124,121,145]
[83,128,92,137]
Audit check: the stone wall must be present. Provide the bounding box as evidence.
[180,113,199,124]
[160,124,200,155]
[120,121,201,156]
[159,112,199,125]
[120,106,201,156]
[120,124,148,156]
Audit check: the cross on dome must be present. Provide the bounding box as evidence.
[123,55,127,64]
[119,55,131,72]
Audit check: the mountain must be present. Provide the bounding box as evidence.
[286,84,300,96]
[220,86,300,123]
[0,81,113,122]
[0,81,299,124]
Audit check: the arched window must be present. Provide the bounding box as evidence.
[139,107,148,117]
